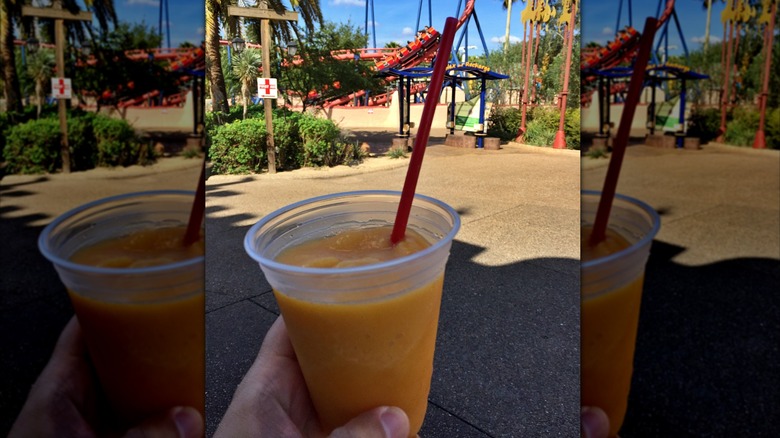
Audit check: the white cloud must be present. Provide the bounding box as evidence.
[601,27,613,35]
[197,27,205,36]
[692,35,722,44]
[491,35,522,44]
[402,27,414,36]
[331,0,365,6]
[126,0,157,6]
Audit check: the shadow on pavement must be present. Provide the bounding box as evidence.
[0,178,74,435]
[621,240,780,437]
[205,218,580,437]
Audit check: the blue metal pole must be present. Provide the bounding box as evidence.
[165,0,171,49]
[478,77,486,148]
[415,0,423,35]
[470,9,490,59]
[677,78,686,148]
[398,76,405,136]
[371,0,376,49]
[365,0,369,46]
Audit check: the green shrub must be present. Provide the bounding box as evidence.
[487,106,521,141]
[68,112,98,171]
[564,108,581,150]
[766,108,780,150]
[206,108,363,174]
[387,146,408,159]
[297,116,343,167]
[273,109,304,171]
[3,118,61,174]
[525,117,557,147]
[518,106,581,149]
[725,107,760,147]
[687,107,721,144]
[208,118,268,174]
[92,116,143,166]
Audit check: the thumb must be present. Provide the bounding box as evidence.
[329,406,410,438]
[581,406,611,438]
[123,406,204,438]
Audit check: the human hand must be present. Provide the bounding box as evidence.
[9,316,203,438]
[581,406,611,438]
[214,315,411,438]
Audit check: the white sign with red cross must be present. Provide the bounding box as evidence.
[51,77,72,99]
[257,77,278,99]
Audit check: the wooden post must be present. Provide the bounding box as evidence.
[227,2,298,174]
[22,0,91,174]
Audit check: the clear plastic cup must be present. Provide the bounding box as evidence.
[38,190,204,425]
[581,190,660,436]
[244,190,460,435]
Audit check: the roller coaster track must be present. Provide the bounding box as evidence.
[582,0,674,72]
[322,0,475,106]
[581,0,675,105]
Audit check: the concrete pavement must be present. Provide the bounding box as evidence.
[204,138,582,437]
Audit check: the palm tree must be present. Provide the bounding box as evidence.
[206,0,230,113]
[1,0,24,113]
[702,0,714,52]
[0,0,116,115]
[205,0,323,114]
[503,0,519,53]
[232,48,262,120]
[26,49,55,118]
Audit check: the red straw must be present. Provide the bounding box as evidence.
[391,16,458,245]
[183,160,206,247]
[588,17,658,247]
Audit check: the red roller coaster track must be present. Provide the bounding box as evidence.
[581,0,675,105]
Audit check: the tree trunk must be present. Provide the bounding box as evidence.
[242,79,248,120]
[36,80,43,118]
[704,0,712,52]
[1,0,23,113]
[206,5,229,113]
[504,1,513,54]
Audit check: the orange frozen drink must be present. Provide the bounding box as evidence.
[38,191,205,426]
[581,191,659,437]
[245,191,460,436]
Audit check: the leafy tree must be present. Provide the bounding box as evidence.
[280,20,383,111]
[72,22,178,110]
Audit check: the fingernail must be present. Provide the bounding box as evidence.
[380,407,406,438]
[172,406,201,438]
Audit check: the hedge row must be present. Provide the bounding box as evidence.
[488,105,581,150]
[207,108,363,174]
[2,112,148,174]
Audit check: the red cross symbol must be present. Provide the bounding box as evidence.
[260,78,272,95]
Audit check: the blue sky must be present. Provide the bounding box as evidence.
[114,0,204,47]
[581,0,729,57]
[23,0,731,56]
[114,0,513,54]
[316,0,518,55]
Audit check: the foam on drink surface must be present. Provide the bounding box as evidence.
[70,226,204,268]
[276,226,429,268]
[581,225,632,262]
